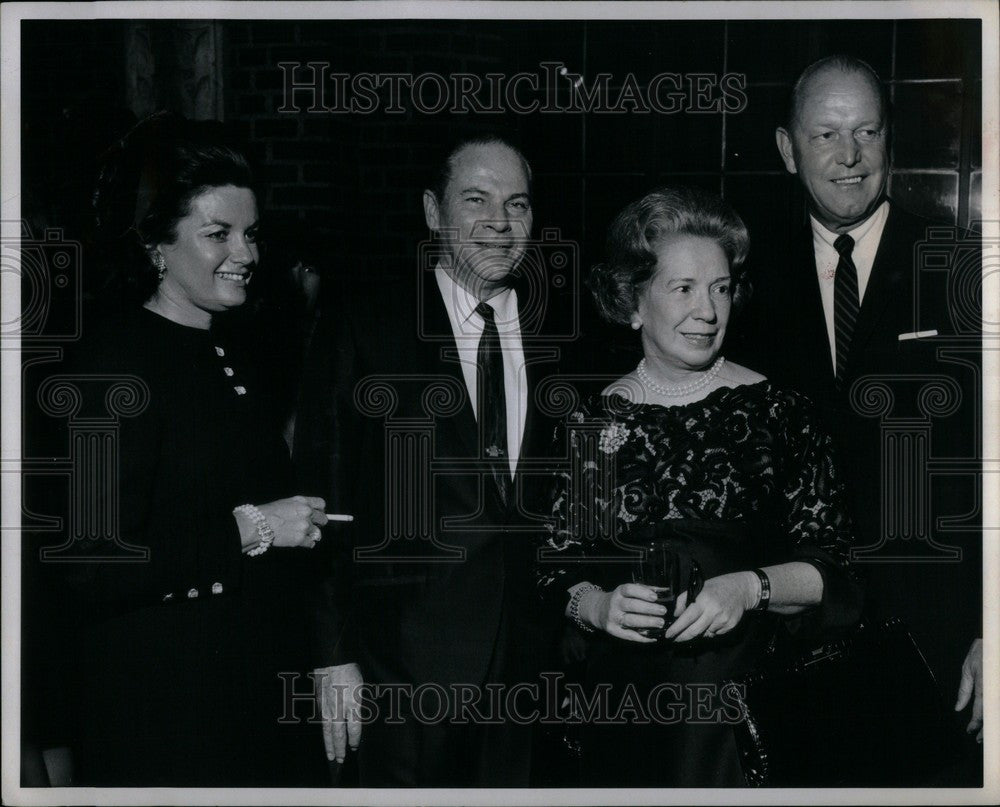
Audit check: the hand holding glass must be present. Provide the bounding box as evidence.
[631,541,681,639]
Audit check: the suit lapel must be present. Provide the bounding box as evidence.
[509,270,562,469]
[420,267,562,514]
[422,268,527,515]
[519,348,541,468]
[786,229,837,394]
[418,268,481,460]
[509,273,568,531]
[847,205,905,372]
[800,234,836,380]
[518,346,562,463]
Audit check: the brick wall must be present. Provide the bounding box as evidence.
[225,20,516,267]
[21,18,984,283]
[220,18,982,274]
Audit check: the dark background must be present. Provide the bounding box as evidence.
[17,15,985,767]
[21,18,983,295]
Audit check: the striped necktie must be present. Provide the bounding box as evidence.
[476,302,510,507]
[833,233,859,391]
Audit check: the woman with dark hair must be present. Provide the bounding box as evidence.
[65,115,327,786]
[538,186,862,786]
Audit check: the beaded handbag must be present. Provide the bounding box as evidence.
[727,617,965,786]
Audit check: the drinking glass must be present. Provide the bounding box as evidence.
[631,540,681,639]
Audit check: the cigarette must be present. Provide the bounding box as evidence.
[897,330,938,341]
[324,513,354,522]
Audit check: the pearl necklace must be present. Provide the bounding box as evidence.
[636,356,726,397]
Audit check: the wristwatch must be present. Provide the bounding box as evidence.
[750,568,771,611]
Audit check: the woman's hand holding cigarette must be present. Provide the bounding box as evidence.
[234,495,329,550]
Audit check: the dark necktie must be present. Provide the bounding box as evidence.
[833,233,859,391]
[476,302,511,507]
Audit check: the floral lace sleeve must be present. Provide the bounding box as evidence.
[778,393,862,629]
[536,404,620,605]
[533,385,863,630]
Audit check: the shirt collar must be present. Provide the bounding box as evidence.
[434,263,517,332]
[809,199,890,251]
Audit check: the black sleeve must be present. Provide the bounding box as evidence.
[61,332,249,617]
[294,301,360,668]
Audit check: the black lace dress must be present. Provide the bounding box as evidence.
[538,381,862,786]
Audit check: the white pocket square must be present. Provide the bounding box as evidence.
[898,329,938,341]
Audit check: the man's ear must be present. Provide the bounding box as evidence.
[423,189,440,231]
[775,127,798,175]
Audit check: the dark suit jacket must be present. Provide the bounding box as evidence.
[295,265,568,692]
[736,202,982,697]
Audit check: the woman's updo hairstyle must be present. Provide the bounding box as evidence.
[589,186,750,326]
[92,112,256,302]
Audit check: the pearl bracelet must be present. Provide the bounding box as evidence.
[568,583,601,633]
[234,504,274,557]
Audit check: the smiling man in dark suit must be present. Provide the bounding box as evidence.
[743,55,983,757]
[295,134,564,786]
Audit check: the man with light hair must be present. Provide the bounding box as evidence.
[744,54,982,779]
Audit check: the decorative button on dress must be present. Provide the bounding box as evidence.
[66,306,322,787]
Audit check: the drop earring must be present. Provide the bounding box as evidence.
[630,320,642,330]
[152,253,166,282]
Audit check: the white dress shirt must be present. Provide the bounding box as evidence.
[434,264,527,477]
[811,200,890,371]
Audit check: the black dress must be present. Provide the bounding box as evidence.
[65,306,324,786]
[538,382,862,787]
